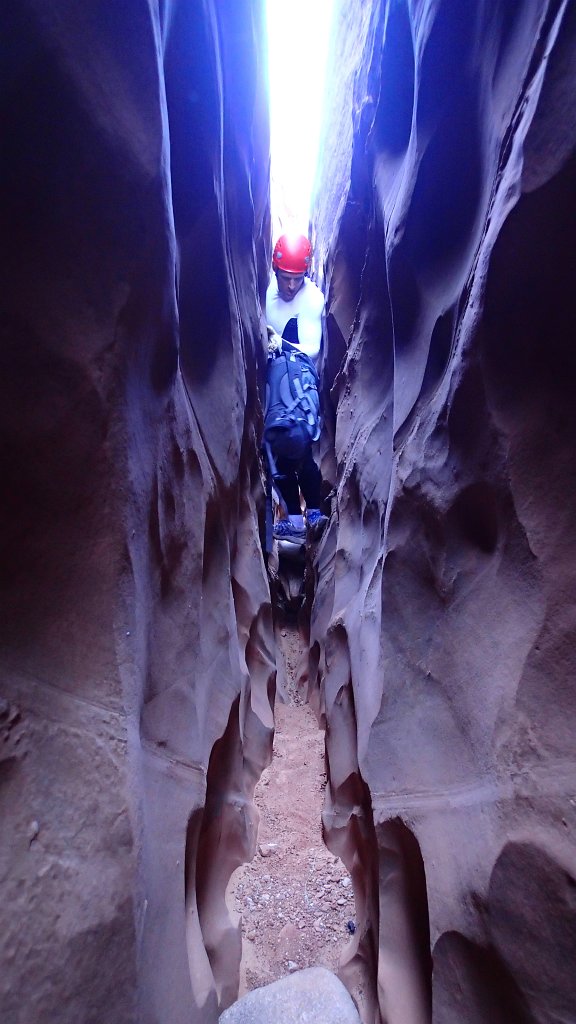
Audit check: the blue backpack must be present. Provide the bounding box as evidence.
[264,346,320,472]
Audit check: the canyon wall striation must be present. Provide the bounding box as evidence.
[1,3,273,1022]
[312,2,576,1022]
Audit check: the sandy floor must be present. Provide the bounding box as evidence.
[227,627,356,994]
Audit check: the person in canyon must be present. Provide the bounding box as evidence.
[265,233,327,542]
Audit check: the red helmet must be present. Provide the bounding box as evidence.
[272,234,312,274]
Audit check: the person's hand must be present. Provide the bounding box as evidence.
[267,326,283,355]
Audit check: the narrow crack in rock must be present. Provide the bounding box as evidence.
[227,627,355,993]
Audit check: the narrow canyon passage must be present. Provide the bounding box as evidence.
[228,626,355,993]
[3,2,576,1023]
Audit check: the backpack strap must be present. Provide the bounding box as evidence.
[264,438,280,479]
[283,351,320,435]
[263,440,289,555]
[264,451,274,556]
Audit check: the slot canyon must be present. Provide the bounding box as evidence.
[1,1,575,1022]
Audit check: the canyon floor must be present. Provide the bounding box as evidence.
[227,627,356,995]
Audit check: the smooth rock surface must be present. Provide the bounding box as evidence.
[1,3,272,1023]
[219,967,361,1024]
[311,2,576,1023]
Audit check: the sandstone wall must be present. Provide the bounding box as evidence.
[1,3,273,1022]
[311,2,576,1022]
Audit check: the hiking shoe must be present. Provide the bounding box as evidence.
[306,508,328,531]
[273,518,306,542]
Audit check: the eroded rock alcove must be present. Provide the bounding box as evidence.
[2,2,576,1023]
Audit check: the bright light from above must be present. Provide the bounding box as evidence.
[266,0,335,239]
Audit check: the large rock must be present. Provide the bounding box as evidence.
[1,3,272,1022]
[219,967,361,1024]
[311,2,576,1022]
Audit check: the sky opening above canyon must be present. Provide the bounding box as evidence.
[266,0,335,240]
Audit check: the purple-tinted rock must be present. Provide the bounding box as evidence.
[311,2,576,1022]
[1,3,273,1022]
[219,967,361,1024]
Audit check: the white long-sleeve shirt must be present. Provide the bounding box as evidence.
[266,276,325,360]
